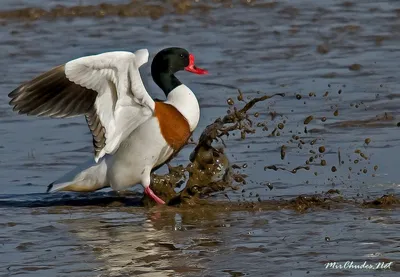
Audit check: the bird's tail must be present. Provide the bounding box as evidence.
[47,157,109,193]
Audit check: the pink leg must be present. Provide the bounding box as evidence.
[144,186,165,205]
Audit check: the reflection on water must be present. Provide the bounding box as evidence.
[66,210,177,277]
[1,205,399,276]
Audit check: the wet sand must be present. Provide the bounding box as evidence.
[0,0,400,276]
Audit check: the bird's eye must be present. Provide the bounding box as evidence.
[180,54,184,58]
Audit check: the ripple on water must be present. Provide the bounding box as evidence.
[0,0,400,276]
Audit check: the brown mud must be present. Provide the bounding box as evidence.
[42,192,400,213]
[145,91,285,206]
[362,194,400,209]
[141,88,398,211]
[176,193,400,213]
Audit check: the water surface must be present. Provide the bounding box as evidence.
[0,0,399,276]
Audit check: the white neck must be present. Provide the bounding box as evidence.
[166,84,200,131]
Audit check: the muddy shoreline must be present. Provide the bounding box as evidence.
[1,192,399,213]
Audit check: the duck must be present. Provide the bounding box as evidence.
[8,47,208,205]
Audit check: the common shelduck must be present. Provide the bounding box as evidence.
[8,47,208,204]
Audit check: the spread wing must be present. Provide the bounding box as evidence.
[8,49,155,162]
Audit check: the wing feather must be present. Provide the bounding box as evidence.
[85,108,106,157]
[10,65,97,118]
[8,49,154,162]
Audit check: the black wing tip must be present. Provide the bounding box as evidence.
[8,87,20,98]
[8,83,27,98]
[8,86,29,112]
[8,91,17,99]
[9,98,16,106]
[46,182,54,193]
[8,92,20,107]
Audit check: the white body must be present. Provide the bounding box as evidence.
[50,84,200,192]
